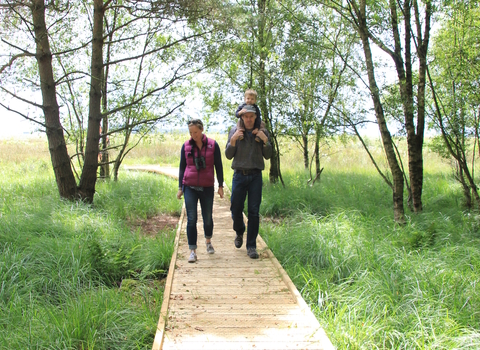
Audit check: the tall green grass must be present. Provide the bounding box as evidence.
[2,134,480,349]
[259,138,480,349]
[0,150,181,349]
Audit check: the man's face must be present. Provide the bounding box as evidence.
[242,112,257,130]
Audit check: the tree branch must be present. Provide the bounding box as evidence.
[104,30,212,67]
[0,86,43,109]
[105,102,184,136]
[102,64,200,117]
[0,102,46,129]
[349,115,393,189]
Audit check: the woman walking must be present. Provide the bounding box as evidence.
[177,119,224,263]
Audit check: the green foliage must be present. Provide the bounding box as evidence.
[95,171,180,220]
[405,224,437,250]
[261,166,480,349]
[261,170,392,217]
[86,239,143,285]
[429,1,480,162]
[0,160,180,349]
[3,133,480,349]
[428,135,453,159]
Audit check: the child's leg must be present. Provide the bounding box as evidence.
[255,121,266,142]
[253,116,262,130]
[259,121,266,132]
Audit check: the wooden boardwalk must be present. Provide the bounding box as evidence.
[125,166,334,350]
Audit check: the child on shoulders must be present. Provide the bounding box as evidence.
[235,89,266,142]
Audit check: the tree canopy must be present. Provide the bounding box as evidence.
[2,0,480,221]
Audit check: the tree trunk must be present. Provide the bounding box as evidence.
[410,0,430,213]
[303,134,309,169]
[99,60,110,180]
[100,10,118,180]
[315,124,321,175]
[407,132,424,211]
[458,156,480,208]
[113,128,132,182]
[78,0,104,202]
[389,0,430,213]
[357,1,405,223]
[397,1,420,211]
[31,0,77,199]
[456,165,473,208]
[257,0,279,183]
[99,117,110,179]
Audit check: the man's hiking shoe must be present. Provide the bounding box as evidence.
[206,242,215,254]
[247,247,259,259]
[188,251,197,263]
[234,234,243,248]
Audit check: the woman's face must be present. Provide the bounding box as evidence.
[189,124,203,143]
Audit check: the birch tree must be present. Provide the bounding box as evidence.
[320,0,434,222]
[1,0,207,201]
[428,0,480,208]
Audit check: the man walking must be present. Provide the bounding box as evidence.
[225,104,272,259]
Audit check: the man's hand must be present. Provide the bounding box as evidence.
[230,128,244,146]
[255,130,268,144]
[218,187,224,199]
[176,189,183,200]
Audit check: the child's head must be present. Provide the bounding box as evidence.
[244,89,257,105]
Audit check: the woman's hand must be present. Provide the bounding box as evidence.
[218,187,224,199]
[177,189,183,199]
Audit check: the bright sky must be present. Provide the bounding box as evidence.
[1,111,39,138]
[1,105,380,139]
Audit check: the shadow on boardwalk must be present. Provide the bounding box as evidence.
[125,165,334,350]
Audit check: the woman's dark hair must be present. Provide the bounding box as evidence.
[188,119,203,128]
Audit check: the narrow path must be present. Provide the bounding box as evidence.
[125,166,334,350]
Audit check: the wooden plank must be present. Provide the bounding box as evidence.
[168,304,308,315]
[163,327,332,348]
[174,251,273,263]
[162,341,329,350]
[164,327,328,339]
[174,261,276,269]
[168,294,296,304]
[167,314,321,328]
[171,276,284,286]
[124,165,178,179]
[144,166,334,350]
[170,285,291,295]
[172,267,280,277]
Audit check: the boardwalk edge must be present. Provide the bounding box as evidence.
[152,204,185,350]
